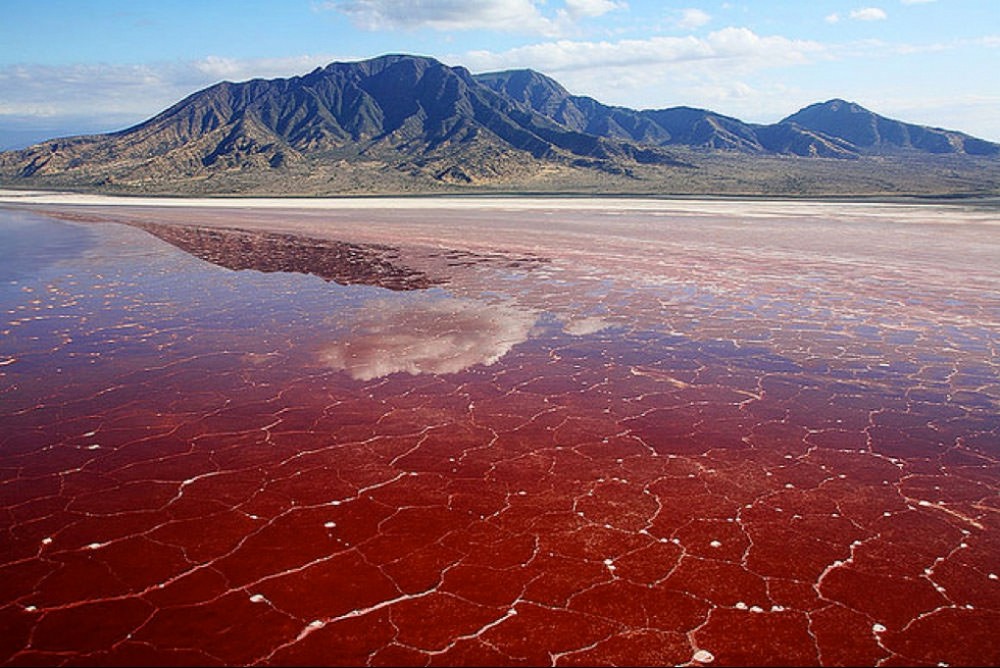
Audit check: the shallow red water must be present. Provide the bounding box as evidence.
[1,201,998,666]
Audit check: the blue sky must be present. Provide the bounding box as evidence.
[1,0,998,149]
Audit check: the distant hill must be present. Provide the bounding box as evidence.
[780,98,999,156]
[1,54,998,195]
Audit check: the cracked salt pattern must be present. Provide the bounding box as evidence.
[1,199,998,666]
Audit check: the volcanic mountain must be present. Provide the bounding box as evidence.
[1,54,998,195]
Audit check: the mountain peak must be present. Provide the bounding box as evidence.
[790,98,869,116]
[326,52,443,71]
[474,68,572,115]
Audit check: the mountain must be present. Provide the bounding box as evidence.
[475,69,997,160]
[0,55,683,192]
[474,69,673,146]
[1,54,998,195]
[781,99,999,156]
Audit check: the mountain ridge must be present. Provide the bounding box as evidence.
[1,53,998,195]
[474,68,997,160]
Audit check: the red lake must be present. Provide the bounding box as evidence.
[0,196,998,666]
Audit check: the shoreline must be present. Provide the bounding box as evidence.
[2,189,999,230]
[2,187,999,206]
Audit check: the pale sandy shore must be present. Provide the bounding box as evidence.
[1,188,998,226]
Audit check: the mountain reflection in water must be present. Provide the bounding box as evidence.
[132,222,445,291]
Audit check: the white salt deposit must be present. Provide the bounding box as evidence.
[692,649,715,663]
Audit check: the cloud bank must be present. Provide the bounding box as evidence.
[462,27,825,74]
[321,0,625,36]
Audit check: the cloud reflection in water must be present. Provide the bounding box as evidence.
[561,315,611,336]
[321,295,538,380]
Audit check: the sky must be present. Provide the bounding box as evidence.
[1,0,999,149]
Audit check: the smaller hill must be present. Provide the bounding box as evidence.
[781,99,1000,156]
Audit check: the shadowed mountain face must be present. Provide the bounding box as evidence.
[1,54,997,194]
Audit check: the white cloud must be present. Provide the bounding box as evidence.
[827,7,888,23]
[463,28,825,75]
[849,7,888,21]
[562,0,625,19]
[322,0,625,36]
[673,8,712,30]
[323,0,560,35]
[320,296,537,380]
